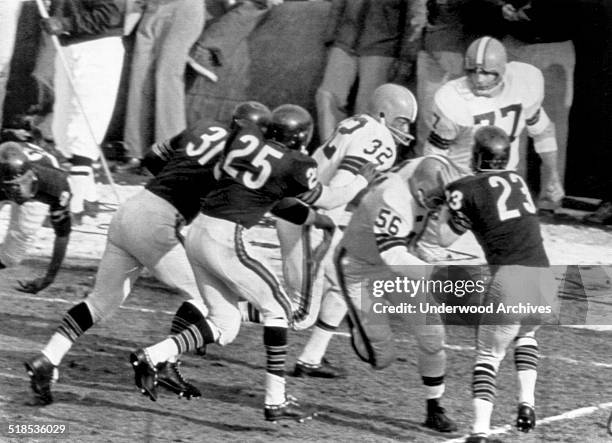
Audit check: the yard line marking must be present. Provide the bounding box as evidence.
[444,402,612,443]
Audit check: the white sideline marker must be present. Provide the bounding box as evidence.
[444,402,612,443]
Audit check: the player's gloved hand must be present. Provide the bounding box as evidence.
[41,17,66,35]
[16,276,53,294]
[357,162,379,184]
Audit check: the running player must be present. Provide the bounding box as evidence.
[437,126,559,443]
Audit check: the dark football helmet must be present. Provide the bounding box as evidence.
[0,141,37,204]
[267,104,313,152]
[409,155,465,210]
[231,101,272,132]
[472,125,511,171]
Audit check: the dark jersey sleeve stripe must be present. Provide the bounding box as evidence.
[338,155,369,174]
[375,233,407,253]
[427,131,453,150]
[525,108,541,127]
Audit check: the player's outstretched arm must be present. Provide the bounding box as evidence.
[17,234,69,294]
[17,208,71,294]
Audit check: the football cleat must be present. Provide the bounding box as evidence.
[516,402,536,432]
[423,404,458,433]
[264,395,314,423]
[24,353,58,405]
[292,358,347,379]
[157,360,201,399]
[465,433,489,443]
[130,349,158,401]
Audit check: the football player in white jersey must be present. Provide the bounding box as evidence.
[418,36,564,262]
[335,155,465,432]
[424,36,563,203]
[281,84,417,376]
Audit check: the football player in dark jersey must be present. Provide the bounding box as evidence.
[131,104,378,422]
[0,142,72,293]
[437,126,559,443]
[24,102,273,406]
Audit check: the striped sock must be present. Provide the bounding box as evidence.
[264,326,287,405]
[514,336,539,372]
[515,336,539,405]
[43,302,94,365]
[472,362,497,403]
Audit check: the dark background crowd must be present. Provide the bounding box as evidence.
[1,0,611,222]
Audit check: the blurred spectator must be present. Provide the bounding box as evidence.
[481,0,577,198]
[189,0,272,82]
[414,0,489,152]
[315,0,420,142]
[0,0,24,130]
[42,0,126,220]
[119,0,206,171]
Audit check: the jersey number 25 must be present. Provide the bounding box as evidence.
[222,135,284,189]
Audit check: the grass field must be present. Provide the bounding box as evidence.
[1,185,611,442]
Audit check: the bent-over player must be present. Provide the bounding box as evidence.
[0,142,72,293]
[334,155,465,432]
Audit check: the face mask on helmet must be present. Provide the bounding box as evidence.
[385,116,415,147]
[368,84,418,147]
[465,36,507,97]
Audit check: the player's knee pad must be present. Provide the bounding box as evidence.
[514,335,539,372]
[318,290,348,327]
